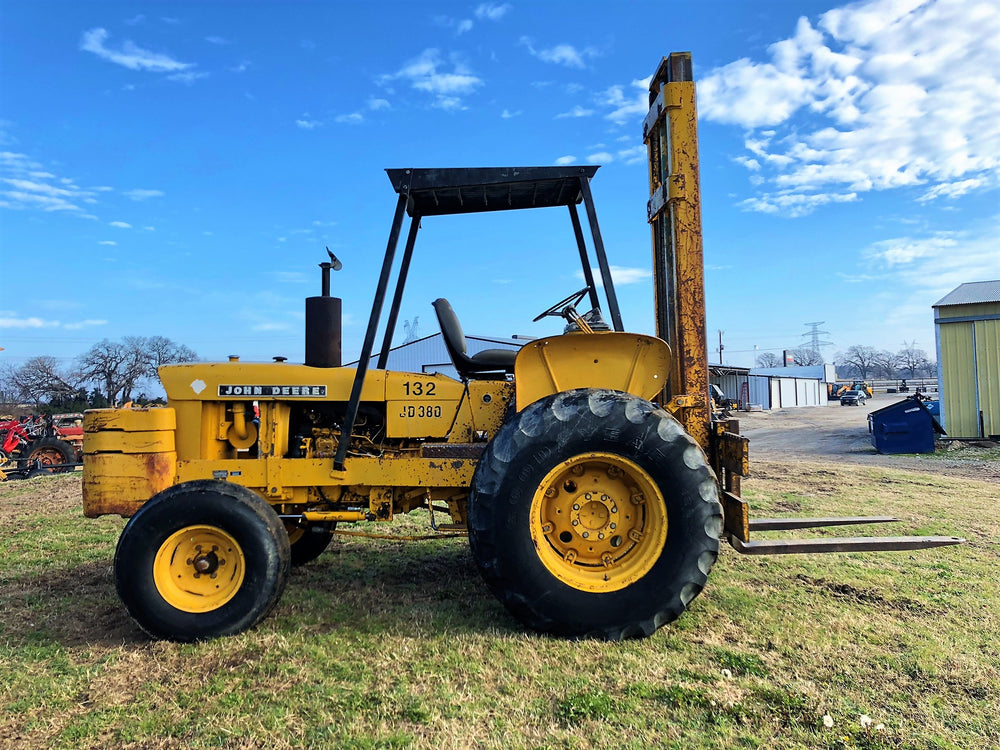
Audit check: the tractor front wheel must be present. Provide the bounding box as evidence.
[468,389,722,639]
[114,480,290,641]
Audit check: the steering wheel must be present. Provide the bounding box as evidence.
[532,286,593,322]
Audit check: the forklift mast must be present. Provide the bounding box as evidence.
[644,52,712,451]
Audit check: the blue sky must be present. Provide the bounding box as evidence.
[1,0,998,372]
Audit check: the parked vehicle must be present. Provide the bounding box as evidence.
[841,390,867,406]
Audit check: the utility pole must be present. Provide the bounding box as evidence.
[717,329,724,364]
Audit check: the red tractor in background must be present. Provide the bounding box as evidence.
[0,414,81,480]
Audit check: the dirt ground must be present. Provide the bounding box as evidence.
[737,393,1000,482]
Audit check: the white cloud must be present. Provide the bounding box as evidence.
[739,191,858,218]
[432,15,474,36]
[99,240,117,246]
[576,266,652,286]
[555,106,594,119]
[501,109,521,119]
[0,153,97,214]
[616,146,646,165]
[335,113,364,124]
[382,49,483,110]
[0,315,59,329]
[80,28,194,73]
[858,216,1000,336]
[368,98,390,111]
[588,152,614,164]
[109,221,132,228]
[476,3,511,21]
[555,155,577,165]
[703,0,1000,214]
[296,117,322,130]
[521,38,597,69]
[917,178,986,202]
[124,188,164,201]
[167,71,209,85]
[64,319,108,331]
[599,78,651,126]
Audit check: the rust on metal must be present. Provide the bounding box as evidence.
[729,535,965,555]
[749,516,898,532]
[720,490,749,542]
[421,443,486,459]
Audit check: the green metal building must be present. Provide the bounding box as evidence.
[933,280,1000,438]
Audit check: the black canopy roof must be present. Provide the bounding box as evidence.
[385,166,600,217]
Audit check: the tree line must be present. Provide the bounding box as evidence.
[756,342,935,379]
[0,336,198,412]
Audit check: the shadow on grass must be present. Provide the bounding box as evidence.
[0,537,518,649]
[276,538,520,638]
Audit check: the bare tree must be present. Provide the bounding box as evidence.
[872,349,898,379]
[77,336,198,405]
[789,347,824,366]
[755,352,782,368]
[839,345,879,379]
[897,342,933,378]
[142,335,199,379]
[1,356,79,408]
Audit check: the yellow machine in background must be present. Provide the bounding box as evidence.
[84,53,960,643]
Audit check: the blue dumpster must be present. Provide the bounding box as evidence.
[868,396,945,454]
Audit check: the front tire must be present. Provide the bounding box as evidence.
[17,436,75,472]
[468,389,723,639]
[114,480,291,641]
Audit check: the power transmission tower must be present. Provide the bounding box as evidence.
[802,321,834,354]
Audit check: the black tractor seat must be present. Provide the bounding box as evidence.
[432,298,517,380]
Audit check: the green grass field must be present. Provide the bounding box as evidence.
[1,462,997,750]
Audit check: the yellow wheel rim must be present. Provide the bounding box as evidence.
[152,525,246,613]
[529,452,667,593]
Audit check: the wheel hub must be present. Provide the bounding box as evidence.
[530,452,667,593]
[153,526,245,613]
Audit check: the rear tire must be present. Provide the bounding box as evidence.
[468,389,722,639]
[114,480,291,642]
[285,521,335,566]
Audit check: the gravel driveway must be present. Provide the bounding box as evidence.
[736,393,1000,482]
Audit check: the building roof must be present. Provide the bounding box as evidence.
[933,280,1000,307]
[709,365,749,376]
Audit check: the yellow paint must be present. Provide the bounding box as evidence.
[152,525,246,613]
[83,408,178,518]
[515,332,671,411]
[84,407,175,432]
[529,452,667,593]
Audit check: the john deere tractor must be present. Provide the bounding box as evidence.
[83,53,960,642]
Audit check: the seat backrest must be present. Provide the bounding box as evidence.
[433,298,469,362]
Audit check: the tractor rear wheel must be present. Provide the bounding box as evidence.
[17,436,75,473]
[114,480,290,641]
[284,520,335,566]
[468,389,722,639]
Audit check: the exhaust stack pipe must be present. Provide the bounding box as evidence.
[305,248,343,368]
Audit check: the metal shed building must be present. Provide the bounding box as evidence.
[933,280,1000,438]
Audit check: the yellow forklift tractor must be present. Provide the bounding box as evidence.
[82,53,961,642]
